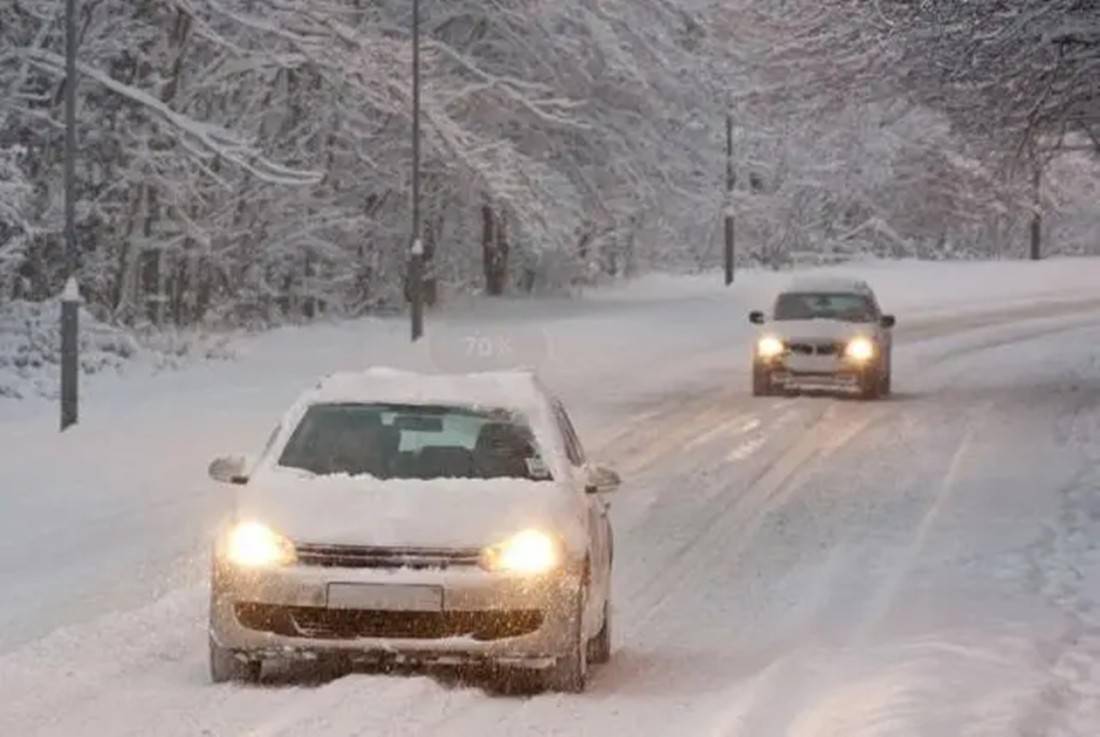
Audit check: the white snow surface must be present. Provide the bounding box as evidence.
[3,257,1100,735]
[242,469,586,552]
[303,367,549,412]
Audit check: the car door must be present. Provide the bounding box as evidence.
[552,401,611,626]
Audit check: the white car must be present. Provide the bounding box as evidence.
[206,368,618,692]
[749,277,896,399]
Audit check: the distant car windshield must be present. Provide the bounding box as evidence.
[774,292,876,322]
[278,402,552,481]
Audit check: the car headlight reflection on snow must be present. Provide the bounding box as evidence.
[480,529,562,575]
[845,337,876,362]
[757,336,786,359]
[225,522,297,568]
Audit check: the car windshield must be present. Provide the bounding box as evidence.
[277,402,552,481]
[773,292,876,322]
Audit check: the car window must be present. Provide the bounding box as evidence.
[554,402,586,467]
[277,402,552,481]
[773,292,877,323]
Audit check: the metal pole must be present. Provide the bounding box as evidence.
[1030,162,1042,261]
[724,112,735,286]
[60,0,79,431]
[409,0,424,342]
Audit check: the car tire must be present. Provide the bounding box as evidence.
[859,368,881,400]
[209,635,261,685]
[543,589,589,693]
[752,365,772,397]
[587,599,612,664]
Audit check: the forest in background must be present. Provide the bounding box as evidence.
[1,0,1098,329]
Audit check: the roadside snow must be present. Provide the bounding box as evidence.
[0,299,139,400]
[0,298,235,400]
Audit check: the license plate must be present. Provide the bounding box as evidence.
[326,583,443,611]
[786,355,839,373]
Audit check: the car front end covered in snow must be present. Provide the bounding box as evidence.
[206,369,617,692]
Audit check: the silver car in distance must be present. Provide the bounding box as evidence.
[749,277,896,399]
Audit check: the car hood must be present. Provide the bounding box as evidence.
[239,466,587,552]
[765,320,875,342]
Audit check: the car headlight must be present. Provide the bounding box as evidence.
[224,521,297,568]
[845,337,876,362]
[757,336,785,359]
[480,529,562,575]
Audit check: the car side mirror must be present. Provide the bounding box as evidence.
[585,465,621,494]
[749,311,766,325]
[880,315,896,329]
[208,455,252,485]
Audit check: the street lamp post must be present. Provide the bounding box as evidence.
[408,0,424,342]
[60,0,79,430]
[724,112,735,286]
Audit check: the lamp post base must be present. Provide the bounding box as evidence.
[60,278,80,431]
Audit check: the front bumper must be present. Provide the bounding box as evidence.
[769,368,862,393]
[209,558,581,668]
[756,353,875,394]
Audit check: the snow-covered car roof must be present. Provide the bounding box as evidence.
[783,276,874,295]
[305,367,553,414]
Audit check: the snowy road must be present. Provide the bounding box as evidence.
[3,261,1100,735]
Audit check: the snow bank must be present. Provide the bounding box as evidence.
[0,299,139,400]
[0,299,236,401]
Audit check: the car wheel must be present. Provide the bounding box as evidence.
[587,599,612,665]
[543,589,589,693]
[209,635,261,684]
[859,368,881,400]
[752,365,772,397]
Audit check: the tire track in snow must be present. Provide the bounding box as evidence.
[727,414,986,737]
[621,403,887,640]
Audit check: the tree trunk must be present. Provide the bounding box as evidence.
[303,251,316,319]
[1030,163,1042,261]
[481,204,509,296]
[141,185,163,325]
[194,255,213,323]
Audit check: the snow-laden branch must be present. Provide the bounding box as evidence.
[24,48,321,186]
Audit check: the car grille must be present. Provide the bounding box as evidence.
[788,341,842,356]
[235,603,543,641]
[295,544,482,570]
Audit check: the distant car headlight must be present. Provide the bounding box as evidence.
[845,337,876,362]
[480,529,562,575]
[757,336,785,359]
[224,522,297,568]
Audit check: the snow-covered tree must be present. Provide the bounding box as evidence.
[1,0,1097,332]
